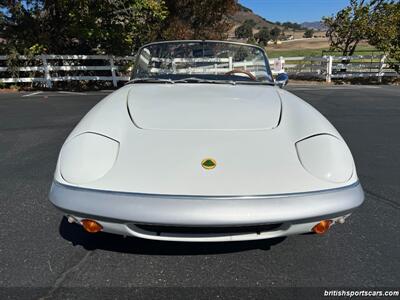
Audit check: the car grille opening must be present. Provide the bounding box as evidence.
[132,223,283,236]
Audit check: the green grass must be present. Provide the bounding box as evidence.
[266,45,381,58]
[267,49,328,58]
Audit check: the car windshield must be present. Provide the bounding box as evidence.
[131,41,273,84]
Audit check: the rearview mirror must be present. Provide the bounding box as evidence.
[275,73,289,88]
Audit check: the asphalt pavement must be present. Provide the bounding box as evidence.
[0,85,399,299]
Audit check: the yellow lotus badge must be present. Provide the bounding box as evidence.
[201,158,217,170]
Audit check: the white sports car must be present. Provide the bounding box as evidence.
[50,40,364,242]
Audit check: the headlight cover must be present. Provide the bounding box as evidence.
[295,134,354,183]
[60,133,119,184]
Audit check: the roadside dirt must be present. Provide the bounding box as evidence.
[0,88,19,93]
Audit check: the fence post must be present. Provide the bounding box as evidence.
[109,56,117,87]
[326,56,333,83]
[378,54,386,83]
[274,56,285,73]
[41,55,52,88]
[228,57,233,70]
[280,56,285,73]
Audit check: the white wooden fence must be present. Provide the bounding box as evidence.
[0,55,135,88]
[271,54,398,82]
[0,54,398,87]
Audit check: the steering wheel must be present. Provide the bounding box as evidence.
[225,69,257,81]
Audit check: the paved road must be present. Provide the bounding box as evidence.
[0,86,399,299]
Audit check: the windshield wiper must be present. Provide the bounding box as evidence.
[126,77,274,86]
[174,77,275,86]
[126,78,174,84]
[173,77,235,85]
[234,81,275,86]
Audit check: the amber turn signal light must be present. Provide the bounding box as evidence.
[312,220,332,234]
[81,219,103,233]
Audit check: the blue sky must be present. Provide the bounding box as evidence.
[239,0,350,23]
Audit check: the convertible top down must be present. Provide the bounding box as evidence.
[50,41,364,242]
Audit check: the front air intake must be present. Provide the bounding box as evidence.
[132,223,283,236]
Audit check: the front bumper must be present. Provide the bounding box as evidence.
[49,181,364,242]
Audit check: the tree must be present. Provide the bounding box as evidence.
[162,0,237,40]
[270,27,281,41]
[0,2,7,43]
[1,0,168,55]
[254,27,271,46]
[1,1,43,54]
[303,29,314,38]
[281,22,303,30]
[234,19,257,39]
[323,0,385,56]
[235,23,253,39]
[246,37,258,45]
[2,0,240,54]
[368,1,400,71]
[243,19,257,28]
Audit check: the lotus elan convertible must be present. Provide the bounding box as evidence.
[49,40,364,242]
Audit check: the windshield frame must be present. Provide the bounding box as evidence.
[130,40,274,84]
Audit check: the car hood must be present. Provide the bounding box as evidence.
[127,84,281,130]
[54,85,358,196]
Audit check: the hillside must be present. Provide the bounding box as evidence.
[228,4,319,39]
[229,4,276,29]
[301,21,327,31]
[227,3,341,58]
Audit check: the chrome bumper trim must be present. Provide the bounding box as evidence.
[49,181,364,226]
